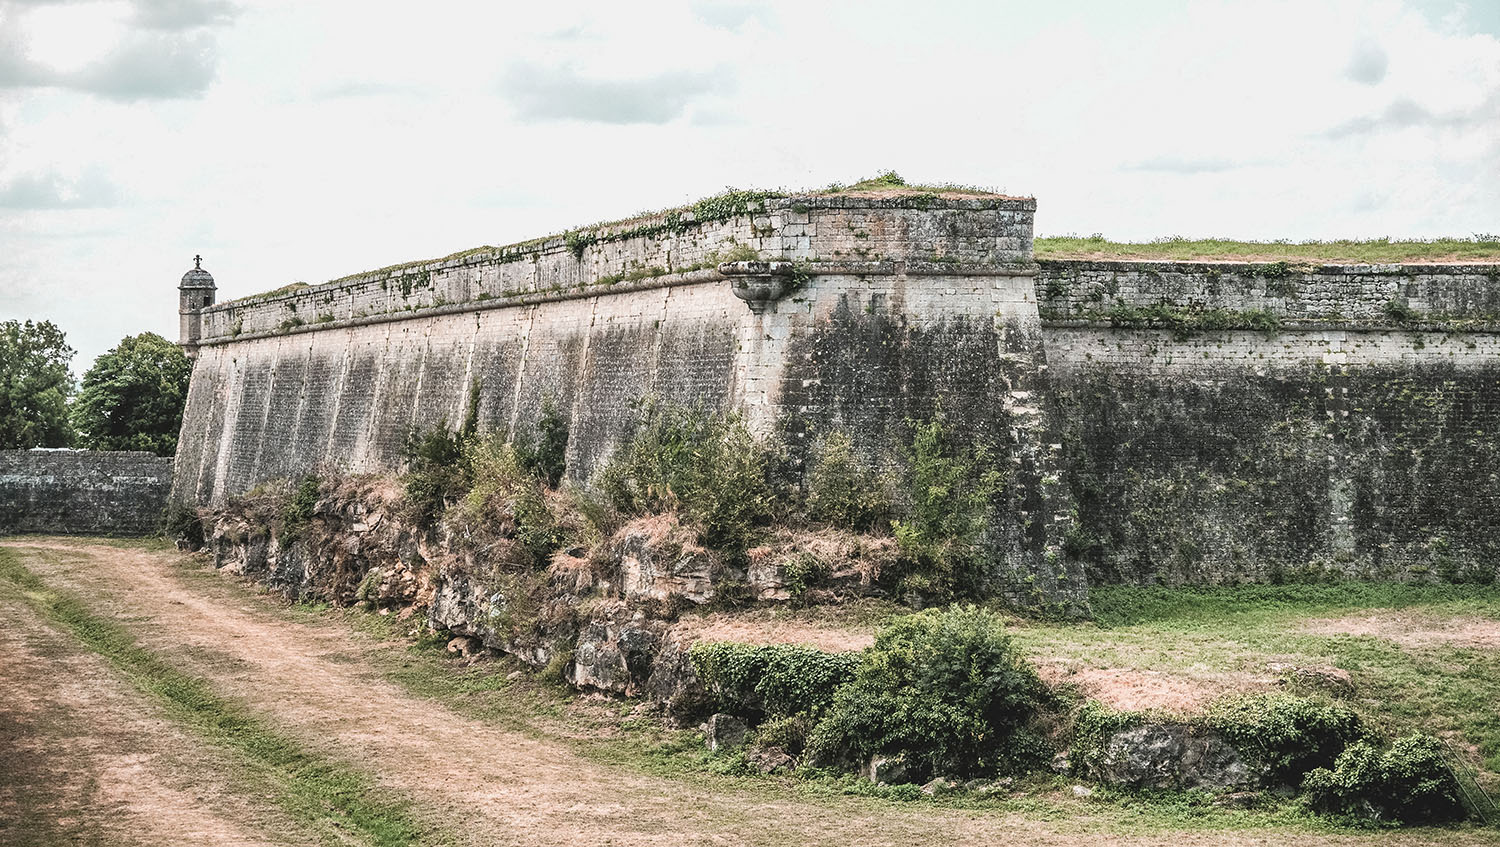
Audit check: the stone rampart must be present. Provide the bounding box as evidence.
[173,196,1500,597]
[0,449,173,535]
[1036,259,1500,586]
[172,193,1079,608]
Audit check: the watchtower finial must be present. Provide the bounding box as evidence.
[194,254,203,270]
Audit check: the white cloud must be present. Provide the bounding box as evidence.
[0,167,120,208]
[0,0,1497,372]
[500,63,730,124]
[1347,38,1390,84]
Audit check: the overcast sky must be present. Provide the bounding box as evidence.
[1,0,1497,372]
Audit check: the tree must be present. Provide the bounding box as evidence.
[0,319,75,448]
[71,332,191,456]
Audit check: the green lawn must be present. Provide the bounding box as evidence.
[1035,236,1500,264]
[1010,584,1500,790]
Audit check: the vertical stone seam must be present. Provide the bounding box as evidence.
[564,296,602,472]
[506,305,537,440]
[408,318,433,427]
[282,335,316,477]
[321,328,355,466]
[247,337,283,485]
[457,311,481,429]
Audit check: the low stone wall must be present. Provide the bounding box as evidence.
[0,449,173,536]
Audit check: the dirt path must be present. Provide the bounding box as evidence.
[0,589,309,846]
[1,538,1488,847]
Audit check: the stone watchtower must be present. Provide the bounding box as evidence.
[178,255,215,359]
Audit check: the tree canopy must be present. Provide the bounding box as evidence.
[71,332,191,456]
[0,319,75,449]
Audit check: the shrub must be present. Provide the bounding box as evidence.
[1302,734,1466,824]
[514,398,569,487]
[401,423,468,525]
[890,414,1005,602]
[1204,693,1369,784]
[754,714,816,755]
[461,437,561,567]
[161,503,205,548]
[598,401,776,552]
[805,605,1052,779]
[689,641,858,721]
[280,473,321,541]
[805,431,890,531]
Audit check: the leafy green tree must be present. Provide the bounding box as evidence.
[0,319,75,448]
[71,332,191,456]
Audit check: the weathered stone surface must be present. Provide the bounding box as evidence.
[642,636,711,724]
[748,745,795,773]
[0,449,172,535]
[569,603,666,696]
[865,754,910,785]
[704,713,747,752]
[1090,723,1264,793]
[607,515,720,605]
[922,777,957,796]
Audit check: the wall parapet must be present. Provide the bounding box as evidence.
[1036,259,1500,329]
[196,194,1035,345]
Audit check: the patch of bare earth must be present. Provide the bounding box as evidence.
[3,538,1490,847]
[0,593,305,847]
[1035,663,1269,713]
[1301,611,1500,649]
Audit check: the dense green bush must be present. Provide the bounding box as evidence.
[805,431,890,531]
[461,437,561,567]
[889,414,1005,602]
[279,474,321,541]
[1302,734,1466,824]
[599,401,776,551]
[805,605,1051,779]
[1204,693,1369,783]
[689,641,858,721]
[514,398,569,487]
[401,424,469,525]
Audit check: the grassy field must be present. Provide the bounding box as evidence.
[1016,585,1500,782]
[5,536,1498,844]
[1034,236,1500,263]
[352,578,1500,828]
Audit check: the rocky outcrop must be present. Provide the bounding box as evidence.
[1086,722,1264,793]
[569,602,667,696]
[704,713,748,752]
[200,478,900,730]
[604,515,723,605]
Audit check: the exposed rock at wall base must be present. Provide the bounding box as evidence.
[570,602,667,696]
[704,713,748,752]
[199,480,839,722]
[1086,723,1265,793]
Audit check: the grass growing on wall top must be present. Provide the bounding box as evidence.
[1035,235,1500,263]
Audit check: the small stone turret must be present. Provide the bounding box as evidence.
[178,254,215,358]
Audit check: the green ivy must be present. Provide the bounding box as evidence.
[1203,693,1369,783]
[688,641,858,721]
[1302,734,1466,824]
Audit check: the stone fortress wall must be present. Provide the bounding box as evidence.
[172,191,1500,601]
[1,449,174,535]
